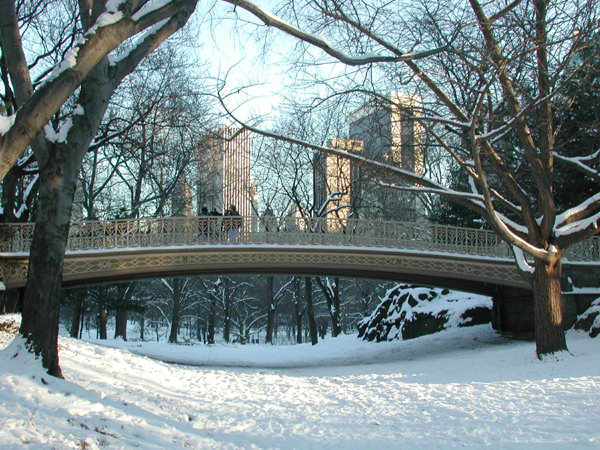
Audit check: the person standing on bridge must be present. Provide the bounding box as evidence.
[224,204,242,243]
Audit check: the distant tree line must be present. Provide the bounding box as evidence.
[60,275,390,345]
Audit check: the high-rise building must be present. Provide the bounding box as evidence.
[196,126,256,218]
[347,92,424,221]
[172,176,193,217]
[313,139,362,221]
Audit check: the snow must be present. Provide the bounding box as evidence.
[555,192,600,233]
[578,298,600,327]
[0,114,16,135]
[108,17,169,66]
[94,10,124,28]
[44,118,74,144]
[105,0,127,12]
[1,313,599,449]
[513,245,534,273]
[14,203,27,220]
[131,0,172,21]
[47,47,80,82]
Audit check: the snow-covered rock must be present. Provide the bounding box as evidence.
[358,285,492,341]
[574,297,600,338]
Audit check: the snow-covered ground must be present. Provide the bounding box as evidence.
[1,313,599,449]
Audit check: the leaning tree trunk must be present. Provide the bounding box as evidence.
[18,55,112,376]
[13,5,196,375]
[19,157,79,378]
[533,252,568,357]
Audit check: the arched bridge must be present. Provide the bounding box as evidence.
[1,216,599,294]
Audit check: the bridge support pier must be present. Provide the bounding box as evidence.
[492,287,535,339]
[560,263,600,330]
[492,264,600,338]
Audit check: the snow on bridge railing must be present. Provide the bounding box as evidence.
[0,216,598,262]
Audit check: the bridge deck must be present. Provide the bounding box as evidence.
[1,217,598,290]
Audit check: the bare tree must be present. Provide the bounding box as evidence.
[222,0,600,357]
[262,275,293,344]
[78,45,215,220]
[315,277,343,337]
[1,0,200,376]
[146,277,198,344]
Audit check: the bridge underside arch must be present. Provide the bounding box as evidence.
[1,245,530,295]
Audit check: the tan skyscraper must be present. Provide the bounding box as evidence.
[348,92,424,221]
[197,126,255,217]
[172,176,193,217]
[313,139,363,222]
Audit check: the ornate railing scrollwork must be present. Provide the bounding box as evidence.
[0,216,598,262]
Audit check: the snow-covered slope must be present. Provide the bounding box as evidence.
[1,314,599,449]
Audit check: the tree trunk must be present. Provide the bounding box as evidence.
[196,318,204,343]
[239,322,247,345]
[223,279,231,343]
[265,275,275,344]
[18,55,111,376]
[208,297,216,345]
[316,277,342,337]
[70,291,85,338]
[168,278,182,344]
[139,315,145,341]
[533,252,568,357]
[19,158,79,378]
[114,282,134,340]
[98,309,108,340]
[114,309,128,341]
[79,308,84,339]
[12,7,195,376]
[330,278,342,337]
[305,277,318,345]
[294,277,303,344]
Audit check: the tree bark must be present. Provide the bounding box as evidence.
[70,291,85,338]
[114,282,134,340]
[330,278,342,337]
[139,315,145,341]
[223,278,231,343]
[98,308,108,340]
[294,277,303,344]
[207,297,216,345]
[305,277,318,345]
[18,155,80,378]
[0,0,198,180]
[168,278,181,343]
[265,275,275,344]
[533,252,568,357]
[114,309,128,341]
[316,277,342,337]
[19,56,112,375]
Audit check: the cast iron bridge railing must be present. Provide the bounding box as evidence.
[1,215,599,262]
